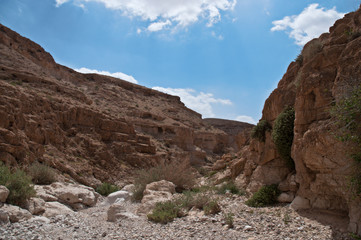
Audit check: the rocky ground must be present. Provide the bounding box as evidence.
[0,194,352,240]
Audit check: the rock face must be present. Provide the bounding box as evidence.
[225,8,361,234]
[0,24,252,187]
[0,185,9,203]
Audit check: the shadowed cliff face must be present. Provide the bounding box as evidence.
[0,24,252,187]
[226,8,361,234]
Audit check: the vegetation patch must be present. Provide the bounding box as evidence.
[330,84,361,197]
[216,181,245,195]
[223,212,234,228]
[272,107,295,169]
[132,161,195,202]
[251,120,272,142]
[147,201,181,224]
[245,184,280,207]
[28,162,57,185]
[0,162,35,207]
[96,182,119,196]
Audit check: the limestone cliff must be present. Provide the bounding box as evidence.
[222,8,361,234]
[0,24,252,187]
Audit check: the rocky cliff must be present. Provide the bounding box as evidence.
[0,24,252,187]
[219,8,361,234]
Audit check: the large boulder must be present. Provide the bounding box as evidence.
[35,182,98,209]
[1,204,32,223]
[26,197,46,215]
[137,180,175,215]
[290,196,311,210]
[0,185,9,203]
[107,203,138,222]
[105,190,131,205]
[43,202,74,218]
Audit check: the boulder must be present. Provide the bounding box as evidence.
[0,185,9,203]
[137,180,175,215]
[290,196,311,210]
[121,184,135,193]
[277,192,295,203]
[28,216,50,224]
[0,209,9,224]
[26,197,46,215]
[35,182,98,209]
[106,190,131,205]
[1,204,32,223]
[107,203,138,222]
[43,202,74,218]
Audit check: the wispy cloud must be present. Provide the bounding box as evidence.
[235,115,256,124]
[152,87,232,118]
[75,67,138,84]
[271,3,344,46]
[55,0,237,32]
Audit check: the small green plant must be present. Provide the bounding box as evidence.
[0,163,35,207]
[217,181,245,195]
[147,201,181,224]
[96,182,119,196]
[251,120,272,142]
[330,85,361,196]
[272,107,295,169]
[245,184,280,207]
[204,200,221,215]
[350,232,361,240]
[283,211,291,224]
[223,212,234,228]
[295,53,303,65]
[28,162,57,185]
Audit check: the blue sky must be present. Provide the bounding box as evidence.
[0,0,359,123]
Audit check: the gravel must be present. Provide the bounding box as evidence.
[0,194,353,240]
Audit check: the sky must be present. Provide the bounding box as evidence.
[0,0,359,124]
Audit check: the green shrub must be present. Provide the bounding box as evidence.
[28,162,57,185]
[0,163,35,207]
[147,201,181,224]
[295,53,303,65]
[272,107,295,169]
[132,161,195,202]
[96,182,119,196]
[245,184,280,207]
[224,212,234,228]
[330,85,361,196]
[217,181,245,195]
[204,200,221,215]
[251,120,272,142]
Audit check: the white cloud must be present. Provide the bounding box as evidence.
[55,0,69,7]
[75,67,138,84]
[271,4,344,46]
[211,31,224,40]
[55,0,236,31]
[147,20,172,32]
[152,87,232,118]
[235,115,256,124]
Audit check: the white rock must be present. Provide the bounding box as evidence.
[290,196,310,210]
[28,216,50,224]
[0,185,9,203]
[107,190,131,204]
[1,204,32,223]
[107,203,138,222]
[244,225,254,231]
[26,197,46,215]
[277,192,295,203]
[43,202,74,218]
[121,184,135,193]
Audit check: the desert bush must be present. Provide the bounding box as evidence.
[330,85,361,196]
[295,53,303,65]
[245,184,280,207]
[0,163,35,207]
[272,107,295,169]
[96,182,119,196]
[204,200,221,215]
[132,161,195,202]
[223,212,234,228]
[147,201,181,224]
[251,120,272,142]
[217,181,245,195]
[28,162,57,185]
